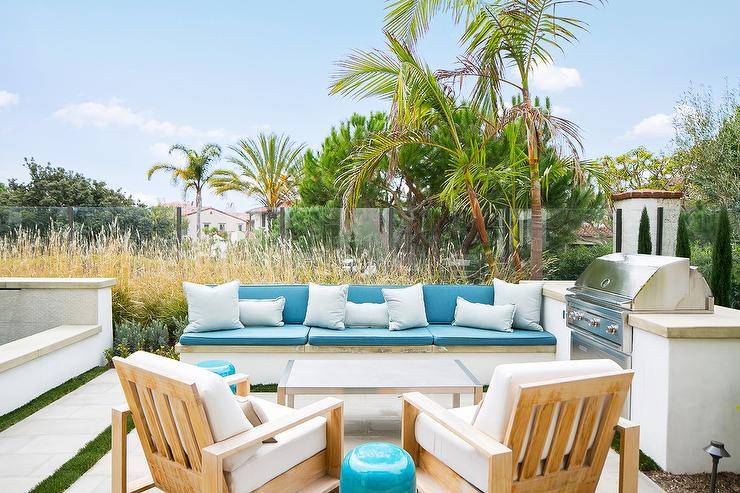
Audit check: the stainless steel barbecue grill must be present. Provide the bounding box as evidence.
[566,253,714,415]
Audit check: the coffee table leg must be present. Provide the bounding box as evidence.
[277,387,286,406]
[288,394,295,408]
[452,393,461,408]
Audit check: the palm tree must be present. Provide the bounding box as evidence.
[212,133,305,223]
[147,143,223,238]
[384,0,600,278]
[330,34,501,269]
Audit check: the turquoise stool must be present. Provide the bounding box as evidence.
[340,442,415,493]
[196,360,237,393]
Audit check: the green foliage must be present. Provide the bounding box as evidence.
[637,207,652,254]
[675,211,691,258]
[711,208,733,306]
[544,244,611,281]
[105,319,179,362]
[600,148,687,196]
[692,240,740,309]
[0,158,136,207]
[299,113,388,207]
[287,206,341,246]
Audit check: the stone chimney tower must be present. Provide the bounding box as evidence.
[612,190,683,256]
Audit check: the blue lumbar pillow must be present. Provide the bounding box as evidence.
[345,301,389,328]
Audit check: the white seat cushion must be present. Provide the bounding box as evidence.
[123,352,257,470]
[415,405,489,492]
[474,359,622,466]
[227,397,327,492]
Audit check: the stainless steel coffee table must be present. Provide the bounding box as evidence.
[277,359,483,408]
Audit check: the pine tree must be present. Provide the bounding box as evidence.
[637,207,652,254]
[675,211,691,258]
[711,208,732,306]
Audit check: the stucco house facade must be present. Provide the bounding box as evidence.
[184,207,250,241]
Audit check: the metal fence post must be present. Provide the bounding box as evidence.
[66,206,73,242]
[176,207,182,246]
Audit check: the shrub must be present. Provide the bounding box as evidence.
[692,240,740,309]
[544,244,612,280]
[711,208,733,306]
[637,207,652,254]
[675,211,691,258]
[105,319,178,362]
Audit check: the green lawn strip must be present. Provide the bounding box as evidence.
[29,416,134,493]
[611,431,661,471]
[0,365,109,433]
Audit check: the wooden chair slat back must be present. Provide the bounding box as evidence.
[113,357,216,493]
[503,370,633,492]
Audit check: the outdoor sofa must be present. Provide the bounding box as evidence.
[176,284,557,383]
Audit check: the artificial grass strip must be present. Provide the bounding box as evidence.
[29,416,135,493]
[0,365,109,433]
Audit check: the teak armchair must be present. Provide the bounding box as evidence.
[402,359,639,493]
[112,351,343,493]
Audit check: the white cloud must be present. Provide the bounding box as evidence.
[551,104,572,116]
[126,190,160,206]
[623,112,674,140]
[52,99,234,141]
[0,90,20,110]
[530,64,582,92]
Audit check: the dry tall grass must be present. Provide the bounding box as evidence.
[0,228,525,325]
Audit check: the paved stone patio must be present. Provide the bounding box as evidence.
[2,369,664,492]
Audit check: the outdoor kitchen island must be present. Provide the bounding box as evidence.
[538,279,740,475]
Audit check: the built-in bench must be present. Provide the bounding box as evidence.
[177,284,557,383]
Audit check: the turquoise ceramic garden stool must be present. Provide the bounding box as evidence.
[195,359,237,393]
[340,442,415,493]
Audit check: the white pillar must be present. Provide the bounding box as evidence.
[612,190,683,256]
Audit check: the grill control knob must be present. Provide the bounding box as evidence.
[574,311,585,321]
[589,318,600,328]
[606,324,618,335]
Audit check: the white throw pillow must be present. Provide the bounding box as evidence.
[239,297,285,327]
[303,283,349,330]
[183,280,243,333]
[493,278,544,331]
[453,297,516,332]
[345,301,389,328]
[382,284,428,331]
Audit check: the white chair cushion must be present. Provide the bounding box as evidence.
[345,301,389,328]
[382,284,428,330]
[239,297,285,327]
[493,279,543,331]
[123,352,257,470]
[304,283,349,330]
[226,401,327,492]
[415,405,489,492]
[453,297,516,332]
[473,359,622,459]
[183,280,243,333]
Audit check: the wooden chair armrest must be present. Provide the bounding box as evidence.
[402,392,510,459]
[203,397,343,461]
[112,404,131,417]
[615,418,639,493]
[222,373,250,396]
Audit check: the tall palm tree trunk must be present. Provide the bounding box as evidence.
[195,189,203,238]
[465,180,496,271]
[525,110,543,279]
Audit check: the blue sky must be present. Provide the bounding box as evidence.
[1,1,738,210]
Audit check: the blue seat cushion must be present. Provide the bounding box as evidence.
[427,324,556,346]
[422,285,494,323]
[308,327,433,346]
[179,324,310,346]
[238,285,309,324]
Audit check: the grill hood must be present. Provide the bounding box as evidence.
[568,253,714,313]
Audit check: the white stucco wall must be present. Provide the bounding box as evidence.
[614,197,681,256]
[541,297,570,361]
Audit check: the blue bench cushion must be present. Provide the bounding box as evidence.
[427,324,557,346]
[238,285,309,324]
[422,285,494,323]
[308,327,434,346]
[179,324,310,346]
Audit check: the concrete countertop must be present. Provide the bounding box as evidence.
[0,277,117,289]
[534,280,740,339]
